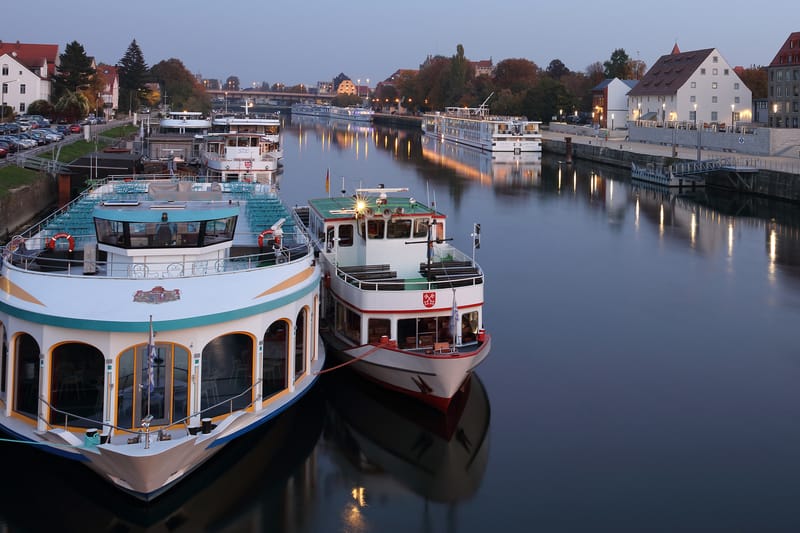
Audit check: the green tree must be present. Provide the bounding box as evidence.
[493,58,539,94]
[118,39,149,113]
[444,44,473,106]
[26,99,55,118]
[546,59,571,80]
[603,48,629,79]
[52,41,95,102]
[521,76,571,122]
[54,91,89,123]
[150,58,211,114]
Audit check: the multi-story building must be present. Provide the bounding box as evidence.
[0,41,59,116]
[767,31,800,128]
[96,63,119,119]
[627,45,752,128]
[591,78,638,129]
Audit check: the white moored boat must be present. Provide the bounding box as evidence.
[328,106,374,123]
[202,104,283,182]
[295,186,490,412]
[422,94,542,153]
[0,176,324,500]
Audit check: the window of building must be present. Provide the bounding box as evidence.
[690,111,697,122]
[690,95,696,102]
[1,65,7,76]
[712,68,718,75]
[735,96,740,104]
[712,82,718,89]
[713,56,719,63]
[734,82,740,90]
[18,103,24,112]
[691,81,696,88]
[711,111,718,121]
[712,96,718,103]
[778,71,783,81]
[701,68,706,75]
[724,69,729,75]
[19,84,25,94]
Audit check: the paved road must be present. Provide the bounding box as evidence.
[0,119,128,168]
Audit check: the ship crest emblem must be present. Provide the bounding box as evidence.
[134,286,181,304]
[422,292,436,308]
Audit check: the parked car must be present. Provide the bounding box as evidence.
[69,123,82,134]
[55,124,71,135]
[0,145,8,158]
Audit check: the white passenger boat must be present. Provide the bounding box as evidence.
[422,95,542,153]
[295,186,490,412]
[290,103,331,118]
[328,106,374,123]
[201,107,283,181]
[147,111,212,164]
[0,175,324,500]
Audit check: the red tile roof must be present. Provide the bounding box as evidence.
[628,48,714,97]
[0,41,59,78]
[768,32,800,67]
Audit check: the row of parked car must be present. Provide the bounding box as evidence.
[0,121,83,158]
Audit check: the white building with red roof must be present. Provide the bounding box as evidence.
[0,40,58,115]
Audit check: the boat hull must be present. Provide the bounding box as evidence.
[323,331,491,413]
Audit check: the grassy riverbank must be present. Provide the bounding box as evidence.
[0,123,138,197]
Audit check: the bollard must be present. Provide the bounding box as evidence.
[565,136,573,164]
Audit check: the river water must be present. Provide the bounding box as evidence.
[2,117,800,532]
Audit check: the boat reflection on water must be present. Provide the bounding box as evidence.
[421,133,542,186]
[0,388,325,532]
[325,368,490,504]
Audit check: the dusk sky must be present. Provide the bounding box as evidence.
[4,0,795,88]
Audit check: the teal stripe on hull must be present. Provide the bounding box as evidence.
[0,279,318,333]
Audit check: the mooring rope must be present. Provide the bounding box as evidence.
[314,344,382,375]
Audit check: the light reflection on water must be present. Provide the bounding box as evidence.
[3,117,800,531]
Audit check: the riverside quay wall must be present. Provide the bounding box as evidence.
[1,174,57,242]
[544,132,800,203]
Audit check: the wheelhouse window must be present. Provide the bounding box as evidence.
[339,224,354,246]
[387,218,412,239]
[413,218,429,238]
[95,215,236,249]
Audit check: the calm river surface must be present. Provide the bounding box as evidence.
[3,117,800,532]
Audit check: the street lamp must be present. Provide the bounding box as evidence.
[730,103,735,132]
[694,103,700,161]
[1,79,19,123]
[357,79,361,97]
[224,91,228,114]
[611,113,615,130]
[662,102,665,125]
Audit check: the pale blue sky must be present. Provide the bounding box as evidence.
[4,0,795,87]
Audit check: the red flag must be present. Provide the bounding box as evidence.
[325,168,330,194]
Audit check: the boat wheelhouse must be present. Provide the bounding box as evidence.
[422,96,542,153]
[0,176,324,500]
[201,110,282,182]
[295,187,490,412]
[146,111,212,164]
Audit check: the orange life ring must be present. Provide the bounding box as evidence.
[258,229,280,248]
[47,232,75,252]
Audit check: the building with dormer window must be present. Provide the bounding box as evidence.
[627,45,752,128]
[767,31,800,128]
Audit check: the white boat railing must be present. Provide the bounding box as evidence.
[2,238,312,279]
[39,378,264,444]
